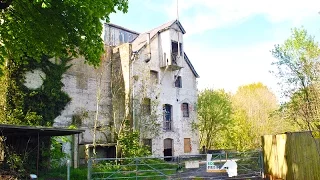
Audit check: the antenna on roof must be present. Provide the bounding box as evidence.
[176,0,179,20]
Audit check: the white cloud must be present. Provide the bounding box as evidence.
[162,0,320,35]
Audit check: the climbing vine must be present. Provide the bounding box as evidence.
[3,55,72,126]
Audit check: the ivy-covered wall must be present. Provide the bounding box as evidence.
[3,56,71,126]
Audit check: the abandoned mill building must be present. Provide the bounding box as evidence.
[51,20,200,166]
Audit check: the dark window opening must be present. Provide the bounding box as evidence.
[175,76,182,88]
[143,139,152,152]
[142,98,151,115]
[163,104,172,131]
[171,41,183,56]
[182,103,189,117]
[150,70,159,84]
[164,138,173,161]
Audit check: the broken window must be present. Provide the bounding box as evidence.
[143,139,152,152]
[175,76,182,88]
[182,103,189,117]
[171,41,183,56]
[142,98,151,115]
[184,138,191,153]
[150,70,159,84]
[163,104,172,131]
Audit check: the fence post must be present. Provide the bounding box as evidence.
[178,156,181,179]
[87,158,92,180]
[67,159,71,180]
[135,158,138,180]
[260,151,264,178]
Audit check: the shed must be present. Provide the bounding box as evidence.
[0,124,84,176]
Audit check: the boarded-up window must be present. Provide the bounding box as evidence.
[150,70,159,84]
[142,98,151,115]
[184,138,191,153]
[143,139,152,152]
[182,103,189,117]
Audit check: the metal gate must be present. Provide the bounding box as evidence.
[87,151,263,179]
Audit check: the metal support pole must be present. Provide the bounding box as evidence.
[67,159,71,180]
[37,133,39,177]
[87,158,92,180]
[135,158,138,180]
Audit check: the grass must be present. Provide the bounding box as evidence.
[38,166,87,180]
[38,158,178,180]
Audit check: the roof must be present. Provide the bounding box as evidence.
[132,20,186,52]
[184,53,200,78]
[105,23,140,35]
[0,124,84,137]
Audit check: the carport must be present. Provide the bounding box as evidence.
[0,124,84,176]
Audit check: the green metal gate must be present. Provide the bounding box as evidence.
[87,151,263,180]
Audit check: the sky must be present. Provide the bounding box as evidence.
[109,0,320,101]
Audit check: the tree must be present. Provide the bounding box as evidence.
[271,28,320,131]
[197,89,232,149]
[230,83,291,150]
[0,0,128,68]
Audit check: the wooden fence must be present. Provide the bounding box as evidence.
[262,131,320,180]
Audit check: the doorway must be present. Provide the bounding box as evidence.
[164,138,173,161]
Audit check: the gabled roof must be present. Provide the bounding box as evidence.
[105,23,140,35]
[129,20,198,78]
[132,20,186,52]
[184,53,200,78]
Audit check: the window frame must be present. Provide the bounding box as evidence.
[142,139,152,152]
[182,103,189,117]
[150,70,159,84]
[142,98,151,115]
[163,104,172,131]
[175,76,182,88]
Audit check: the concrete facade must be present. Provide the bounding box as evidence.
[53,20,200,162]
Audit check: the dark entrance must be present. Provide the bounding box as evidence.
[164,138,173,161]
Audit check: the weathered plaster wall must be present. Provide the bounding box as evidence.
[54,46,113,145]
[132,27,199,156]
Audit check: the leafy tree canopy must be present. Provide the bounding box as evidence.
[0,0,128,69]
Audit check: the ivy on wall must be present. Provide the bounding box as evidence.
[4,55,71,126]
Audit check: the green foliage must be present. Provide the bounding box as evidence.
[38,166,87,180]
[272,27,320,131]
[50,137,70,169]
[3,56,72,126]
[0,0,129,70]
[118,130,151,158]
[198,83,294,151]
[197,89,232,149]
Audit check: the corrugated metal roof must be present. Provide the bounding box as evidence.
[0,124,84,137]
[105,23,140,35]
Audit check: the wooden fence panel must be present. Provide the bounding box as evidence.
[262,132,320,180]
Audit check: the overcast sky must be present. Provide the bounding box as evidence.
[110,0,320,101]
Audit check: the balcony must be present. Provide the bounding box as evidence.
[164,120,172,131]
[160,52,183,71]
